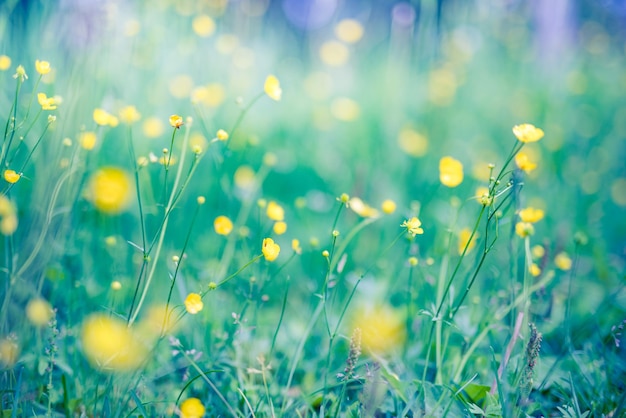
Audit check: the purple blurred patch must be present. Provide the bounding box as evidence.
[282,0,338,30]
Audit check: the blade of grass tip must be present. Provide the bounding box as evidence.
[237,388,256,418]
[269,276,291,359]
[129,391,149,417]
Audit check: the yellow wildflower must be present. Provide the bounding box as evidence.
[37,93,57,110]
[512,124,544,143]
[87,167,133,214]
[401,217,424,236]
[352,305,406,355]
[291,239,302,254]
[216,129,229,141]
[3,169,20,184]
[180,398,206,418]
[266,201,285,221]
[531,245,545,259]
[264,75,282,101]
[111,281,122,290]
[349,197,379,218]
[262,238,280,261]
[439,156,464,187]
[35,60,51,75]
[0,196,18,235]
[518,207,544,223]
[79,132,97,150]
[515,152,537,172]
[214,216,234,235]
[192,14,216,37]
[119,105,141,124]
[273,221,287,235]
[26,298,53,327]
[458,228,476,255]
[529,263,541,277]
[93,108,117,126]
[334,19,364,43]
[0,338,19,367]
[398,128,428,157]
[184,293,203,315]
[13,65,27,81]
[555,252,572,271]
[381,199,397,214]
[143,117,165,138]
[515,222,534,238]
[475,186,492,206]
[408,257,418,266]
[0,55,11,71]
[169,114,184,129]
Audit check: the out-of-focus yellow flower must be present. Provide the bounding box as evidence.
[214,216,233,235]
[439,156,464,187]
[26,298,53,327]
[3,169,20,184]
[334,19,364,43]
[180,397,206,418]
[532,245,545,259]
[0,196,18,235]
[136,305,177,337]
[80,131,97,150]
[234,166,256,190]
[0,338,19,367]
[87,167,133,214]
[0,55,11,71]
[515,222,534,238]
[143,117,165,138]
[529,263,541,277]
[330,97,360,121]
[408,257,419,266]
[264,75,282,101]
[555,252,572,271]
[262,238,280,261]
[352,305,406,355]
[515,152,537,172]
[266,201,285,221]
[111,281,122,290]
[518,207,544,223]
[119,106,141,124]
[37,93,57,110]
[216,129,229,141]
[349,197,379,218]
[398,128,428,157]
[81,314,147,371]
[513,124,544,143]
[458,228,476,255]
[93,108,118,127]
[35,60,51,75]
[292,239,302,254]
[184,293,203,314]
[381,199,396,214]
[319,40,349,66]
[273,221,287,235]
[475,186,491,206]
[401,217,424,236]
[192,14,215,37]
[169,114,184,129]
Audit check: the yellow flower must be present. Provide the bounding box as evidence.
[408,257,418,266]
[262,238,280,261]
[180,398,206,418]
[401,217,424,236]
[531,245,545,259]
[334,19,364,43]
[264,75,282,101]
[35,60,51,75]
[119,105,141,124]
[93,108,117,126]
[515,222,534,238]
[381,199,397,214]
[512,124,544,143]
[87,167,133,214]
[529,263,541,277]
[266,201,285,221]
[26,298,53,327]
[397,128,428,157]
[214,216,234,235]
[143,117,165,138]
[37,93,57,110]
[555,252,572,271]
[0,55,11,71]
[348,197,379,218]
[81,314,147,371]
[273,221,287,235]
[475,186,492,206]
[192,14,216,37]
[216,129,229,141]
[439,156,464,187]
[0,338,19,367]
[184,293,204,315]
[291,239,302,254]
[169,114,184,129]
[3,169,20,184]
[0,196,18,235]
[13,65,27,81]
[515,152,537,172]
[518,207,544,223]
[458,228,476,255]
[352,305,406,355]
[79,131,97,150]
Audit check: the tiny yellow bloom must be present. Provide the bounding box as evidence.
[197,196,206,205]
[0,55,11,71]
[518,207,544,223]
[0,196,18,235]
[352,305,406,354]
[273,221,287,235]
[458,228,476,255]
[401,217,424,236]
[349,197,379,218]
[35,60,51,75]
[554,252,572,271]
[262,238,280,261]
[439,156,464,187]
[216,129,229,141]
[266,201,285,221]
[515,222,534,238]
[13,65,27,81]
[264,75,282,101]
[515,152,537,172]
[3,169,20,184]
[381,199,397,214]
[408,257,418,266]
[529,263,541,277]
[512,124,544,143]
[37,93,57,110]
[111,281,122,290]
[87,167,133,214]
[119,105,141,124]
[79,131,97,150]
[291,239,302,254]
[93,108,116,126]
[180,397,206,418]
[169,114,184,129]
[214,216,234,235]
[26,298,53,327]
[184,293,204,315]
[531,245,545,259]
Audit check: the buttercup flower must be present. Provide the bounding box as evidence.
[0,196,18,235]
[37,93,57,110]
[13,65,27,81]
[529,263,541,277]
[349,197,379,218]
[273,221,287,235]
[80,132,97,150]
[93,108,118,127]
[0,55,11,71]
[381,199,397,214]
[184,293,203,314]
[262,238,280,261]
[119,105,141,124]
[214,216,233,235]
[216,129,229,141]
[180,397,206,418]
[26,298,53,327]
[169,114,184,129]
[518,207,544,223]
[3,169,20,184]
[291,239,302,254]
[439,156,464,187]
[513,124,544,143]
[515,222,534,238]
[401,217,424,236]
[264,75,282,101]
[35,60,51,75]
[266,201,284,221]
[515,152,537,172]
[87,167,133,214]
[555,252,572,271]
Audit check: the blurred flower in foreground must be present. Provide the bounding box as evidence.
[334,19,364,43]
[81,314,147,371]
[119,105,141,124]
[93,108,118,127]
[0,337,19,367]
[292,239,302,254]
[264,75,282,101]
[143,117,165,138]
[273,221,287,235]
[37,93,57,110]
[439,156,464,187]
[216,129,229,141]
[529,263,541,277]
[555,252,572,271]
[352,305,406,354]
[35,60,51,75]
[0,196,18,235]
[515,222,534,238]
[458,228,476,255]
[266,201,285,221]
[214,215,233,235]
[184,293,203,314]
[79,131,97,150]
[518,207,544,223]
[180,397,206,418]
[87,167,133,214]
[0,55,11,71]
[192,14,215,37]
[401,217,424,236]
[349,197,379,218]
[515,152,537,173]
[262,238,280,261]
[26,298,53,327]
[381,199,396,214]
[398,128,428,157]
[513,124,544,143]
